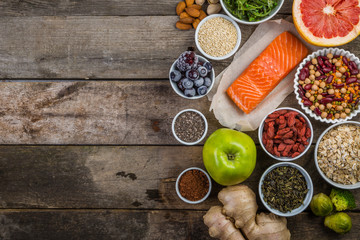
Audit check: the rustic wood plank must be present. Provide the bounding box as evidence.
[0,16,359,79]
[0,210,359,240]
[0,145,358,209]
[0,0,292,16]
[0,81,358,144]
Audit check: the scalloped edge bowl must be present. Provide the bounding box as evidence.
[294,48,360,124]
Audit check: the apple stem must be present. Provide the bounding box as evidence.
[227,154,235,161]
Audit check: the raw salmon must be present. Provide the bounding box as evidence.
[227,31,308,114]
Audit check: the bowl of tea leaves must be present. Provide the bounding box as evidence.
[259,162,313,217]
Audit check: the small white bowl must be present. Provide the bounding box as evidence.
[220,0,284,25]
[258,107,313,161]
[176,167,212,204]
[294,48,360,124]
[195,14,241,61]
[172,109,208,145]
[169,55,215,99]
[259,162,313,217]
[314,121,360,189]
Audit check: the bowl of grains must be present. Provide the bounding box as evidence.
[315,121,360,189]
[176,167,212,204]
[195,14,241,61]
[172,109,208,145]
[259,162,313,217]
[294,48,360,123]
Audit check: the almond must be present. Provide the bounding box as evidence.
[180,12,190,19]
[176,21,192,30]
[185,0,194,7]
[188,4,201,10]
[176,1,186,15]
[199,10,207,20]
[193,18,201,29]
[180,17,195,24]
[185,7,200,18]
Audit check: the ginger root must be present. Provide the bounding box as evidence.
[204,185,291,240]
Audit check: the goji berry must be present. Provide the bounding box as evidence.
[291,152,300,158]
[292,143,299,151]
[284,139,295,144]
[274,146,281,157]
[282,131,294,139]
[305,128,311,138]
[278,123,287,130]
[287,115,296,127]
[298,144,305,152]
[278,143,287,152]
[277,110,288,115]
[268,112,280,119]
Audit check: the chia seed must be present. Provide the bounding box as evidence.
[174,111,205,143]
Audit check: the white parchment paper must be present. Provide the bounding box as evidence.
[208,19,320,131]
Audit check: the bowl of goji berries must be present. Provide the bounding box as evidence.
[258,107,313,161]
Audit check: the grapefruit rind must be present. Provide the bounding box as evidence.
[293,0,360,47]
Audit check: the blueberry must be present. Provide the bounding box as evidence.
[170,70,182,82]
[178,79,186,91]
[185,69,199,81]
[194,77,204,87]
[197,86,208,95]
[181,78,194,89]
[203,62,212,72]
[204,77,212,87]
[197,66,208,77]
[184,88,196,97]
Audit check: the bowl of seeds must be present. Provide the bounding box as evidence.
[315,121,360,189]
[195,14,241,61]
[172,109,208,145]
[259,162,313,217]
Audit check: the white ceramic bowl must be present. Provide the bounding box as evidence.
[195,14,241,61]
[259,162,313,217]
[294,48,360,124]
[169,55,215,99]
[220,0,284,25]
[176,167,212,204]
[314,121,360,189]
[258,107,313,161]
[172,109,208,145]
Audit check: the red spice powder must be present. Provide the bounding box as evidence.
[179,169,209,201]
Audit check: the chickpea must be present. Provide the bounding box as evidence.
[309,96,315,102]
[319,82,326,88]
[336,105,343,111]
[299,80,305,85]
[317,95,323,100]
[315,102,320,107]
[305,92,311,98]
[312,58,318,65]
[357,73,360,79]
[335,72,342,78]
[314,80,320,85]
[309,65,315,70]
[318,88,324,94]
[332,58,338,63]
[319,104,325,110]
[310,105,316,111]
[315,71,321,77]
[342,102,347,108]
[310,69,316,75]
[327,53,333,59]
[305,78,311,84]
[309,74,316,81]
[335,61,342,67]
[326,103,332,109]
[345,108,351,114]
[311,85,319,91]
[321,112,328,118]
[302,83,307,88]
[328,89,335,94]
[311,90,316,95]
[339,66,346,73]
[341,112,347,119]
[335,113,340,119]
[335,89,340,93]
[340,88,347,93]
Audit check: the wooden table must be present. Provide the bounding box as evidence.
[0,1,359,239]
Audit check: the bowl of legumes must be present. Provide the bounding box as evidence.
[294,48,360,123]
[195,14,241,61]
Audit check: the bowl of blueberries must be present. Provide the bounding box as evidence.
[169,49,215,99]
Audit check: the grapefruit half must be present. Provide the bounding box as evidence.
[293,0,360,46]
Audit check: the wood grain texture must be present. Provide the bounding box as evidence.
[0,210,359,240]
[0,81,357,144]
[0,145,358,209]
[0,16,358,79]
[0,0,292,16]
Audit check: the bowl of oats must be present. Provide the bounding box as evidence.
[315,121,360,189]
[195,14,241,61]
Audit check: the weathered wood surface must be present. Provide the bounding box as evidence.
[0,210,359,240]
[0,0,292,16]
[0,81,358,145]
[0,16,359,79]
[0,145,358,209]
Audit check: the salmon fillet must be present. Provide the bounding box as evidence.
[226,31,308,114]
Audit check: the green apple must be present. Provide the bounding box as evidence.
[203,128,256,186]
